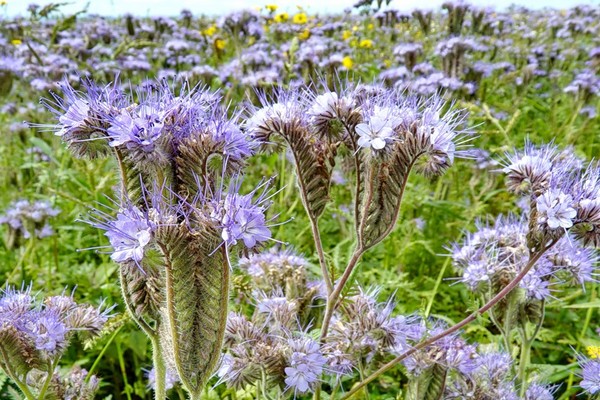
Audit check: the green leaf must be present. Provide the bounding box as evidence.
[563,300,600,309]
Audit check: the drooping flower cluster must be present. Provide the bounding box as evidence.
[0,199,59,247]
[453,144,600,303]
[45,78,275,397]
[0,285,111,399]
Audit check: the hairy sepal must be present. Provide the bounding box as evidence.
[156,223,229,396]
[406,364,448,400]
[0,325,45,378]
[357,142,413,250]
[287,128,337,220]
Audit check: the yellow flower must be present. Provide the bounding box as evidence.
[202,25,217,37]
[352,25,359,32]
[292,12,307,24]
[359,39,373,49]
[214,38,226,50]
[274,12,289,23]
[265,4,278,12]
[11,39,22,46]
[342,30,351,40]
[587,346,600,359]
[342,56,353,69]
[367,23,374,30]
[298,28,310,40]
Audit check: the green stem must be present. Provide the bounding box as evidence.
[0,357,35,400]
[37,359,57,399]
[320,246,364,339]
[502,293,516,356]
[152,337,167,400]
[87,325,124,381]
[309,213,333,295]
[518,331,532,397]
[116,340,133,400]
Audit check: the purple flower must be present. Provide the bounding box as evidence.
[213,180,273,249]
[536,189,577,229]
[57,99,90,137]
[30,310,68,354]
[284,338,326,395]
[580,358,600,394]
[525,383,555,400]
[102,206,153,263]
[356,106,401,150]
[107,107,164,150]
[146,367,180,391]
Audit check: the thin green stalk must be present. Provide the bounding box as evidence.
[425,258,449,317]
[320,246,364,339]
[10,377,35,400]
[37,359,57,400]
[116,340,133,400]
[152,337,167,400]
[309,214,333,295]
[87,324,124,381]
[0,354,35,400]
[502,293,517,356]
[518,330,532,397]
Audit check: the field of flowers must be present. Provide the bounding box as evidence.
[0,1,599,399]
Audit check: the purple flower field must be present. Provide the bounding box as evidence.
[0,1,599,399]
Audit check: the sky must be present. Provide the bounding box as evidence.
[2,0,599,17]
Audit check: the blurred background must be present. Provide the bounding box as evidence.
[2,0,600,16]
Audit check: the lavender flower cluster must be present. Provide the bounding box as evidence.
[0,285,111,399]
[0,199,59,248]
[42,72,600,398]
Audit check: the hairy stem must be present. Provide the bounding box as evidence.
[37,359,57,400]
[113,148,129,203]
[0,351,35,400]
[518,329,532,398]
[152,337,167,400]
[283,136,334,294]
[309,214,333,295]
[340,241,556,399]
[320,246,364,339]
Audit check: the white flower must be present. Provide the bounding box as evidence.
[309,92,338,117]
[536,189,577,229]
[356,107,401,150]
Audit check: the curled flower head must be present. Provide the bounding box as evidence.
[502,144,555,195]
[39,78,126,158]
[0,285,111,362]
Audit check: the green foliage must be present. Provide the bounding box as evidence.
[0,4,599,399]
